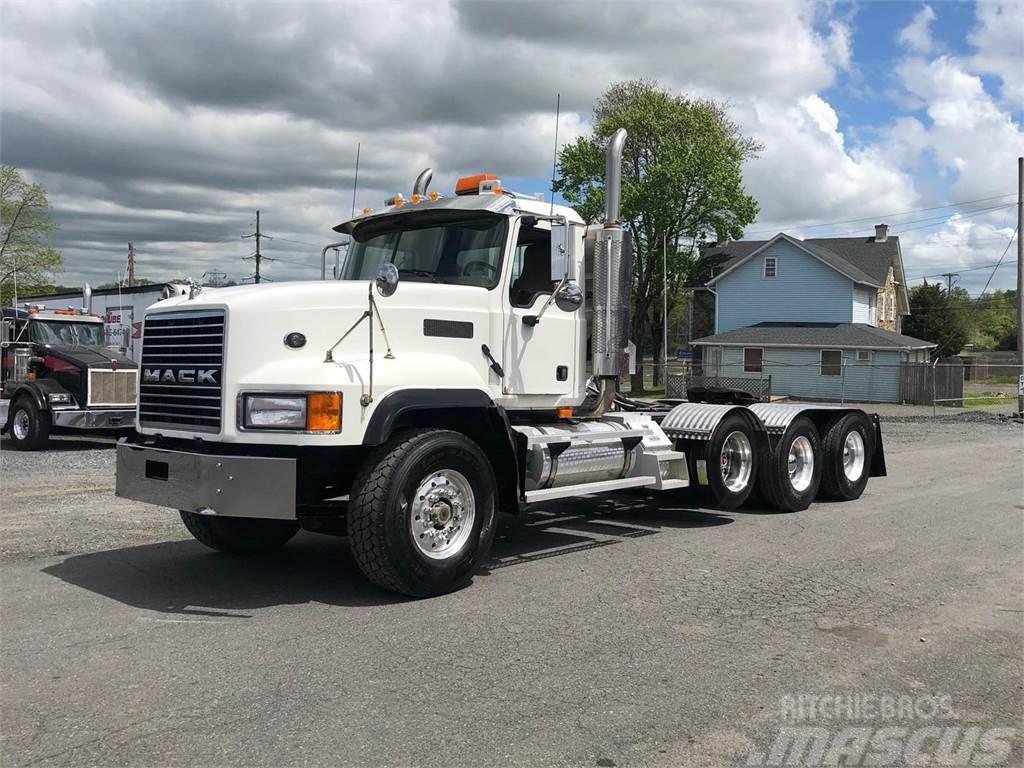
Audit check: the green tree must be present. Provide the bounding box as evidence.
[0,166,63,304]
[555,80,761,390]
[972,289,1017,350]
[903,282,971,358]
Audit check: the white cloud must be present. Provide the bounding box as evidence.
[1,0,872,284]
[898,5,937,54]
[826,20,854,72]
[899,213,1017,292]
[894,55,1024,202]
[735,96,917,234]
[968,1,1024,110]
[0,0,1013,292]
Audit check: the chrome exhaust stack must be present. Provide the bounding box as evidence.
[82,282,93,314]
[412,168,433,196]
[580,128,630,416]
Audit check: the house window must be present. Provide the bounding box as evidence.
[763,256,778,279]
[820,350,843,376]
[857,350,872,362]
[743,348,763,373]
[888,295,896,321]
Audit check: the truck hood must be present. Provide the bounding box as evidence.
[44,345,136,369]
[149,279,494,322]
[146,279,496,369]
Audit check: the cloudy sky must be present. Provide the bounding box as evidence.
[2,0,1022,292]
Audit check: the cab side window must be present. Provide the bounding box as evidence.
[509,227,555,308]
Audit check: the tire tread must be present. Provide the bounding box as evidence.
[347,428,438,594]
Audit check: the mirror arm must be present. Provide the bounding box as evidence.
[523,272,569,327]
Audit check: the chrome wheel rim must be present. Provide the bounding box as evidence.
[842,431,866,482]
[720,431,753,493]
[410,469,475,560]
[787,435,815,493]
[12,410,30,441]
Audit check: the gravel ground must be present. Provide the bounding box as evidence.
[1,413,1021,767]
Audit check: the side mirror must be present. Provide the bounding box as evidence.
[553,279,583,313]
[550,222,569,281]
[375,262,399,297]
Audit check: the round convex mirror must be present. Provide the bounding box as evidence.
[375,262,400,297]
[554,280,583,312]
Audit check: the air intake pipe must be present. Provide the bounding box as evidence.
[413,168,433,196]
[82,283,92,314]
[579,128,630,417]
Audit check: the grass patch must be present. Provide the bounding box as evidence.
[962,392,1013,408]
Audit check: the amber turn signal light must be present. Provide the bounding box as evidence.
[306,392,342,432]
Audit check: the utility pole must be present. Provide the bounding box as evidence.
[254,210,262,284]
[127,242,136,287]
[243,210,272,284]
[940,272,959,294]
[662,234,669,390]
[203,269,228,288]
[1017,156,1023,415]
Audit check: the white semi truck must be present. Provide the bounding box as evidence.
[116,130,885,596]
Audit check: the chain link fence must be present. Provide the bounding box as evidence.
[622,357,1022,414]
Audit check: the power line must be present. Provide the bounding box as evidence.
[743,192,1016,236]
[978,226,1018,299]
[261,234,322,248]
[890,203,1016,234]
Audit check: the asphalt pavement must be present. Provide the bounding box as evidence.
[1,416,1022,767]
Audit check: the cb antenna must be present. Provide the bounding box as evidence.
[549,92,560,217]
[350,142,361,219]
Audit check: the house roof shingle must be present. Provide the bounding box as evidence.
[699,235,901,286]
[691,322,935,350]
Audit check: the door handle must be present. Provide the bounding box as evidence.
[480,344,505,378]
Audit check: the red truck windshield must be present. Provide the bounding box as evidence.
[32,320,104,348]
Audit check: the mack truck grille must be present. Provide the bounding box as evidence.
[87,369,139,407]
[139,310,225,432]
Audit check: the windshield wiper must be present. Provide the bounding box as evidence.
[397,268,441,283]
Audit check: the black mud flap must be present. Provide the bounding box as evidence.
[869,414,887,477]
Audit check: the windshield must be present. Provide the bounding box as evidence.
[342,212,508,288]
[32,320,105,347]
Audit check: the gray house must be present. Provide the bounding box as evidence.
[691,225,935,403]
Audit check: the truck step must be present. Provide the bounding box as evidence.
[524,475,658,503]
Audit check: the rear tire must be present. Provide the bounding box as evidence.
[7,396,50,451]
[179,511,299,554]
[696,413,759,510]
[820,414,872,501]
[348,428,498,597]
[758,417,821,512]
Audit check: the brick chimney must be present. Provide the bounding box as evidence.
[874,223,889,243]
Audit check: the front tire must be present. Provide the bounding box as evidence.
[348,428,498,597]
[820,414,872,501]
[758,417,822,512]
[179,511,299,554]
[7,396,50,451]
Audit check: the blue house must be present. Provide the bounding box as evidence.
[691,225,935,403]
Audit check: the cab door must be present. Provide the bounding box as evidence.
[501,221,578,396]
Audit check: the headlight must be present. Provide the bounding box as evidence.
[241,392,341,432]
[47,392,71,404]
[243,395,306,429]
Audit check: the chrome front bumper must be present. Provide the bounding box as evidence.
[115,442,298,519]
[52,408,135,429]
